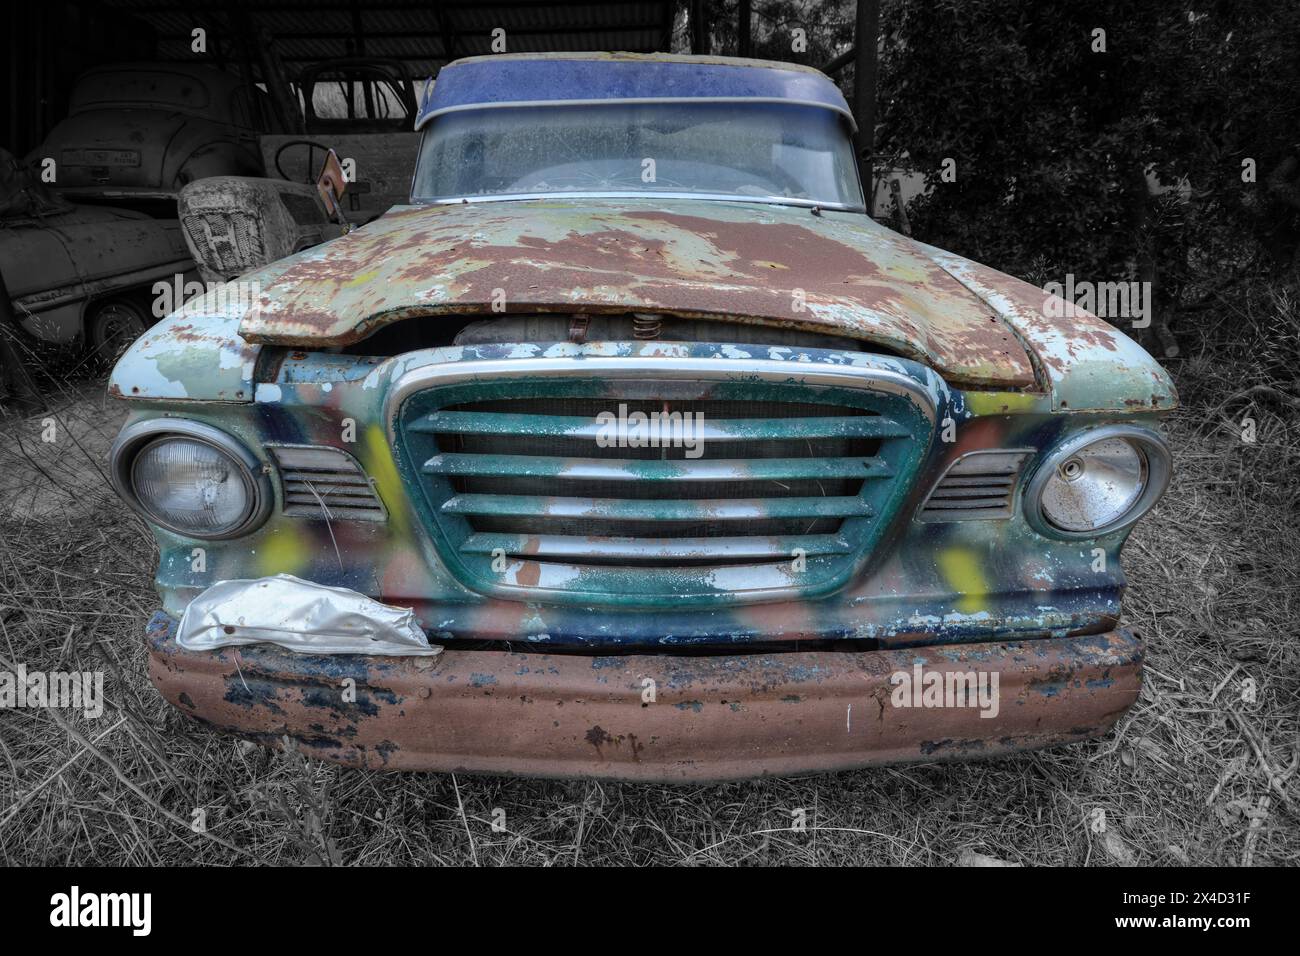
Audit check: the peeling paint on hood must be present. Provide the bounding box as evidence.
[237,198,1039,389]
[923,245,1178,412]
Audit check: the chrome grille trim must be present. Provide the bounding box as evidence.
[919,449,1034,521]
[411,410,913,441]
[384,355,940,430]
[268,444,387,521]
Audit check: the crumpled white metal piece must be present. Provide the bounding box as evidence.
[177,574,443,656]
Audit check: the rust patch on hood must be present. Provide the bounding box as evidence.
[239,199,1037,388]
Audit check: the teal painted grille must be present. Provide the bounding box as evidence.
[395,373,932,606]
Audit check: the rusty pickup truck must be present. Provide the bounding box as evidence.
[107,53,1174,781]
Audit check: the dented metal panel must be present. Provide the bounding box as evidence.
[922,244,1178,412]
[235,199,1038,389]
[147,612,1142,780]
[107,299,260,402]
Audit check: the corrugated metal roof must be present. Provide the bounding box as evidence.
[99,1,678,80]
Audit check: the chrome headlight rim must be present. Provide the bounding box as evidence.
[110,419,272,540]
[1024,425,1171,539]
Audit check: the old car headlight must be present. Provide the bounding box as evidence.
[110,420,271,539]
[1025,426,1171,537]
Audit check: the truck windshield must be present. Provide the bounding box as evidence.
[411,101,864,210]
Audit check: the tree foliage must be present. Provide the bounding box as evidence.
[874,0,1300,294]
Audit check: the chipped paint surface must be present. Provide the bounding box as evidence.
[109,212,1179,414]
[146,612,1142,779]
[117,341,1154,647]
[109,277,1170,775]
[107,290,261,402]
[236,199,1039,389]
[922,244,1178,413]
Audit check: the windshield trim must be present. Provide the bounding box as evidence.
[414,95,857,131]
[409,190,868,214]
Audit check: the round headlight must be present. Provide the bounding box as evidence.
[1026,427,1171,537]
[132,438,252,535]
[110,420,271,539]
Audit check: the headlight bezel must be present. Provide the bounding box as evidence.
[110,419,272,539]
[1024,425,1171,539]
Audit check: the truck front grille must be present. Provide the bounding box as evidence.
[391,352,935,605]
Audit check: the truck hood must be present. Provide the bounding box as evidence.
[237,198,1032,388]
[237,197,1172,404]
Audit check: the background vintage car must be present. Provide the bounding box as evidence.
[180,57,421,282]
[0,147,194,359]
[262,57,423,225]
[4,62,277,357]
[30,62,271,202]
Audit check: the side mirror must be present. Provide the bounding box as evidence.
[315,148,350,228]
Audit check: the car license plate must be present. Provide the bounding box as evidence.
[62,148,140,167]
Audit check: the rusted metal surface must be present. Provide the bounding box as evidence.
[237,198,1039,390]
[147,612,1142,780]
[106,301,260,401]
[923,244,1178,413]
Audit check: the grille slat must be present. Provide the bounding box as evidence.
[460,532,854,561]
[922,495,1013,510]
[182,212,262,272]
[441,494,874,521]
[930,475,1016,489]
[281,470,373,487]
[284,492,383,506]
[423,453,893,483]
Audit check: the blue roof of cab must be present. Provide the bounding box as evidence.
[416,52,855,131]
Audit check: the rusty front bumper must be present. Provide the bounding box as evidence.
[146,612,1142,781]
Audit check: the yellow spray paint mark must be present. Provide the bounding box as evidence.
[344,269,380,287]
[257,529,309,575]
[937,547,988,614]
[881,259,931,283]
[362,424,408,534]
[963,391,1045,417]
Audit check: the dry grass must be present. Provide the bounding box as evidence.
[0,289,1297,867]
